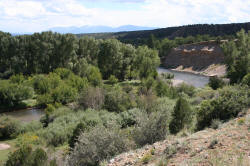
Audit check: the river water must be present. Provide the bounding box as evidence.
[157,67,209,88]
[1,108,44,123]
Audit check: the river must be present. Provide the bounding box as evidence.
[157,67,209,88]
[1,108,44,123]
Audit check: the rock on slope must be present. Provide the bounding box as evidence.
[107,110,250,166]
[163,41,226,77]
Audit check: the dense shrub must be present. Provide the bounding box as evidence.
[108,75,118,84]
[133,111,168,147]
[66,74,88,92]
[160,72,174,79]
[36,94,53,108]
[86,66,102,86]
[0,116,21,139]
[208,76,225,90]
[104,86,133,112]
[54,68,73,80]
[118,108,144,128]
[0,81,34,108]
[32,75,51,95]
[139,77,156,95]
[5,145,32,166]
[137,91,157,114]
[78,86,104,110]
[66,125,130,166]
[21,121,43,133]
[176,83,195,97]
[196,85,250,130]
[242,73,250,86]
[39,108,107,146]
[5,145,50,166]
[155,79,176,98]
[169,97,193,134]
[39,111,85,146]
[51,84,77,104]
[69,120,97,149]
[9,74,25,84]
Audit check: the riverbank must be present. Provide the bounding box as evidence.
[170,64,226,77]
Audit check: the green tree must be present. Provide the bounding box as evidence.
[222,29,250,83]
[135,46,160,79]
[169,97,192,134]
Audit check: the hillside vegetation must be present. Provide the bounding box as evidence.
[78,22,250,45]
[0,29,249,166]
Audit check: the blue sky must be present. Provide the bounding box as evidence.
[0,0,249,33]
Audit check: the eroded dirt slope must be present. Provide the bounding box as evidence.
[163,41,226,76]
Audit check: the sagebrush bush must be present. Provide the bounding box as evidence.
[0,116,21,139]
[66,125,130,166]
[210,119,222,129]
[39,111,86,146]
[21,121,43,133]
[118,108,144,128]
[69,120,97,149]
[133,111,168,147]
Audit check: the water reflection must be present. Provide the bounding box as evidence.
[157,67,209,88]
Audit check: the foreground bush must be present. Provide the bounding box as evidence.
[66,125,130,166]
[0,116,21,139]
[5,145,51,166]
[133,111,168,147]
[196,85,250,130]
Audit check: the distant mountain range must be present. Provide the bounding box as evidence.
[49,25,157,34]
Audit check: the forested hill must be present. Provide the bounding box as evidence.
[77,22,250,44]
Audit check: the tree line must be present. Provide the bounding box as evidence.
[0,31,159,80]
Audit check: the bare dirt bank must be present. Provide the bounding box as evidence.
[162,41,226,77]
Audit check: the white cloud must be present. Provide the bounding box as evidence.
[0,0,249,32]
